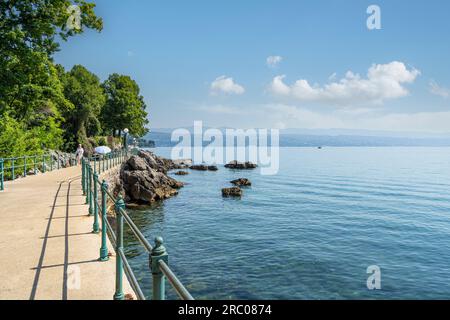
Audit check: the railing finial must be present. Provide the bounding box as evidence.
[150,236,168,300]
[152,237,166,256]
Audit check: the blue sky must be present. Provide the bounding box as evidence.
[55,0,450,132]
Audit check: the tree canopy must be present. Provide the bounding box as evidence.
[0,1,149,157]
[60,64,105,151]
[102,74,149,137]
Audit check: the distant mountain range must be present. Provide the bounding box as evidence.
[144,128,450,147]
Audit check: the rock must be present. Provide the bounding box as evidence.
[224,160,257,169]
[49,150,75,168]
[230,178,251,186]
[137,150,192,172]
[27,169,40,176]
[222,187,243,197]
[120,154,184,203]
[190,164,218,171]
[172,159,192,169]
[190,165,208,171]
[128,156,149,171]
[174,171,189,175]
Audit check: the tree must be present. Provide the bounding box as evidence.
[101,74,149,138]
[0,0,102,156]
[60,65,105,151]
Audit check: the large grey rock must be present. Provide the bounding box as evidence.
[137,150,192,172]
[120,154,184,203]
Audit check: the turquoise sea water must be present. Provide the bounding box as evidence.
[123,147,450,299]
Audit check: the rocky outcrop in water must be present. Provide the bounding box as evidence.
[224,161,257,169]
[136,150,191,173]
[190,164,219,171]
[222,187,243,197]
[120,151,184,203]
[230,178,251,186]
[174,171,189,175]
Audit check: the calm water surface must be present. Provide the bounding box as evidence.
[123,147,450,299]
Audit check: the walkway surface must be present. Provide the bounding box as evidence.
[0,166,133,300]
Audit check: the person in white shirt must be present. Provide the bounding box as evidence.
[76,144,84,165]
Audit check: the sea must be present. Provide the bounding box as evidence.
[123,147,450,299]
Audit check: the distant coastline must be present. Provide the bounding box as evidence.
[145,131,450,148]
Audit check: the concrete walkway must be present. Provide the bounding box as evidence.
[0,166,133,300]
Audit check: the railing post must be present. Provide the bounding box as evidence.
[102,155,105,172]
[42,155,46,173]
[94,158,97,175]
[12,159,15,180]
[85,161,89,204]
[57,154,60,170]
[88,167,93,215]
[0,159,4,191]
[113,196,125,300]
[24,156,27,177]
[150,237,168,300]
[92,172,99,233]
[99,180,109,261]
[81,159,85,195]
[34,155,37,175]
[50,154,53,171]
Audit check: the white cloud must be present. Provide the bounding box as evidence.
[429,80,449,98]
[266,55,283,68]
[210,76,245,95]
[269,61,420,106]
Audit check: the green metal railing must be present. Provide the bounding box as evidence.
[82,149,194,300]
[0,153,77,191]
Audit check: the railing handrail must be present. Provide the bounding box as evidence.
[1,152,77,191]
[82,149,194,300]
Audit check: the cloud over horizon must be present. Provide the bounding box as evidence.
[269,61,420,107]
[210,76,245,95]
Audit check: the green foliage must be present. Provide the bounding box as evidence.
[60,65,105,151]
[0,0,102,157]
[0,1,149,158]
[101,74,149,138]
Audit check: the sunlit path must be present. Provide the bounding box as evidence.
[0,166,133,300]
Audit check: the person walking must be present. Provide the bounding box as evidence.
[76,144,84,165]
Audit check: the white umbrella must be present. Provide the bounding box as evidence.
[94,146,112,154]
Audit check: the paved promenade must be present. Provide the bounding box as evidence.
[0,166,133,300]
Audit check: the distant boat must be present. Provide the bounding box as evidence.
[318,146,322,149]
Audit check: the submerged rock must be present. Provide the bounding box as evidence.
[207,165,218,171]
[224,160,257,169]
[230,178,251,186]
[222,187,243,197]
[120,152,184,203]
